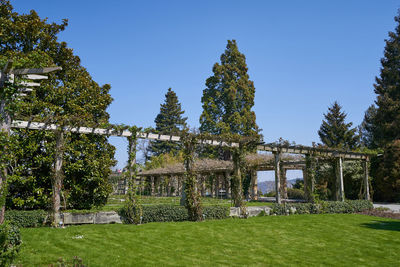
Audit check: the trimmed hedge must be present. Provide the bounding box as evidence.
[287,188,305,200]
[271,200,373,215]
[5,210,47,228]
[120,205,229,224]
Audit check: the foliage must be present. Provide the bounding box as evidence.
[120,205,229,224]
[318,101,358,149]
[292,179,304,190]
[0,220,21,267]
[4,210,46,228]
[144,151,184,170]
[148,88,187,157]
[359,105,378,149]
[0,1,116,210]
[372,139,400,202]
[122,126,143,225]
[50,256,85,267]
[271,200,373,215]
[373,11,400,146]
[287,188,305,200]
[199,40,259,158]
[181,131,203,221]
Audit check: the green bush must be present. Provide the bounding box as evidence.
[4,210,47,228]
[271,200,373,215]
[0,221,22,267]
[120,205,229,224]
[287,188,305,200]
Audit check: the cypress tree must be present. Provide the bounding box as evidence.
[373,11,400,146]
[149,88,187,156]
[200,40,258,137]
[318,101,358,149]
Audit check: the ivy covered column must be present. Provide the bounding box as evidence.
[273,152,282,204]
[304,154,316,203]
[182,132,202,221]
[123,126,142,224]
[250,170,258,201]
[52,130,64,225]
[280,167,288,200]
[231,143,247,212]
[362,159,370,201]
[335,157,345,202]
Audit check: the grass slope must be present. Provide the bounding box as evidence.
[16,214,399,266]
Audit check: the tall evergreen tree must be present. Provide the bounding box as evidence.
[200,40,258,138]
[149,88,187,156]
[318,101,358,149]
[373,11,400,146]
[359,104,378,148]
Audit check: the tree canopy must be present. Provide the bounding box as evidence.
[318,101,358,149]
[148,88,187,157]
[0,0,115,210]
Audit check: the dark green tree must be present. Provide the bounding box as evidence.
[0,1,115,211]
[359,105,378,149]
[373,11,400,147]
[200,40,258,137]
[149,88,187,157]
[372,139,400,202]
[318,101,358,149]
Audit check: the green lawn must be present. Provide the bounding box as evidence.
[15,214,400,266]
[69,196,272,213]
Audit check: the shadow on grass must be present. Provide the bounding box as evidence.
[361,220,400,231]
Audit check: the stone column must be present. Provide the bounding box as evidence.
[280,167,288,200]
[362,160,370,201]
[274,152,281,204]
[304,154,316,202]
[214,174,220,198]
[335,157,344,202]
[150,176,155,196]
[250,170,258,201]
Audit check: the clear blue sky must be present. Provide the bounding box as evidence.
[13,0,400,181]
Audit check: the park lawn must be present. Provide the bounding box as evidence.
[15,214,400,266]
[67,196,273,213]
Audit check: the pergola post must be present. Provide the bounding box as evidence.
[52,130,64,225]
[224,171,231,199]
[280,167,288,200]
[335,157,345,202]
[150,176,155,196]
[362,159,370,201]
[214,174,220,198]
[250,170,258,200]
[273,152,281,204]
[304,154,316,202]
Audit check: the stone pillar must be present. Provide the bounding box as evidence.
[214,174,219,198]
[304,154,316,202]
[52,131,64,225]
[362,160,370,201]
[274,152,281,204]
[150,176,155,196]
[335,157,344,202]
[250,170,258,200]
[224,171,231,199]
[280,167,287,200]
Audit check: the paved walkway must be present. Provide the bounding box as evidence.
[373,203,400,213]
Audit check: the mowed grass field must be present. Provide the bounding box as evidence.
[69,195,273,213]
[15,214,400,266]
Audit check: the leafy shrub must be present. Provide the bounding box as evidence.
[0,221,22,267]
[271,200,372,215]
[120,205,229,224]
[49,256,86,267]
[5,210,47,228]
[287,188,305,200]
[265,191,276,197]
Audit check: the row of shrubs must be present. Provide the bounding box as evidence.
[4,210,47,228]
[120,205,230,224]
[264,188,306,200]
[270,200,373,215]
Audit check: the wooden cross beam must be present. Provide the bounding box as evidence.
[11,120,371,159]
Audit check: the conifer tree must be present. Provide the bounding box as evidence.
[149,88,187,156]
[200,40,258,138]
[359,105,378,148]
[373,11,400,146]
[318,102,358,149]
